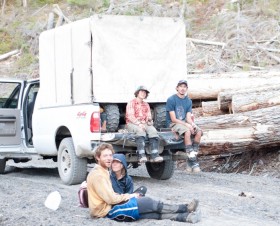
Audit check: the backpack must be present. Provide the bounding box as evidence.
[78,181,89,208]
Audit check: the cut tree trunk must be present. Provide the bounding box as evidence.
[195,106,280,155]
[0,49,19,61]
[187,71,280,100]
[199,124,279,155]
[217,84,280,111]
[232,90,280,113]
[202,101,227,116]
[192,107,203,119]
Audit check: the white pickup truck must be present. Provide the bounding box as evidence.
[0,15,187,185]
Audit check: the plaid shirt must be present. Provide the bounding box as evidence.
[126,98,152,125]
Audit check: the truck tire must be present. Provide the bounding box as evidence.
[104,104,120,132]
[153,104,166,129]
[58,138,87,185]
[146,159,175,180]
[0,159,6,174]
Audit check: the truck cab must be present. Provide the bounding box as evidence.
[0,79,39,172]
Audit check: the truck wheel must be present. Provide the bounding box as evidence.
[0,159,6,174]
[104,104,120,132]
[146,159,175,180]
[153,104,166,130]
[58,138,87,185]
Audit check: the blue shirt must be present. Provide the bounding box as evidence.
[110,173,134,194]
[166,94,192,127]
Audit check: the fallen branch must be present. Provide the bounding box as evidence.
[1,0,6,16]
[186,38,226,48]
[0,49,20,61]
[247,45,280,54]
[52,4,71,23]
[31,4,48,16]
[234,64,265,70]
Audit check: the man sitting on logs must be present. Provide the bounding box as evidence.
[166,80,203,173]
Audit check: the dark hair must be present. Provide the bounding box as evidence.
[94,143,115,160]
[134,90,149,99]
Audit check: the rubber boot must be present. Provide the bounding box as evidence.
[160,210,201,223]
[160,213,188,222]
[149,138,163,162]
[136,136,147,163]
[158,202,187,214]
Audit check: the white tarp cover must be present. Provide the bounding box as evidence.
[39,16,186,106]
[71,18,92,104]
[90,15,187,103]
[39,28,57,108]
[39,18,92,107]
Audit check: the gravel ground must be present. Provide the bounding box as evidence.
[0,159,279,226]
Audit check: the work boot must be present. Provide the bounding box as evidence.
[136,136,147,163]
[187,199,199,212]
[150,153,163,162]
[138,153,147,163]
[149,138,163,162]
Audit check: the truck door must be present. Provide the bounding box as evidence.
[0,81,23,146]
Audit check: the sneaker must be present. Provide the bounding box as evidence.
[150,153,163,163]
[138,154,147,163]
[185,159,193,172]
[133,186,147,196]
[187,199,199,212]
[188,158,201,173]
[186,209,202,223]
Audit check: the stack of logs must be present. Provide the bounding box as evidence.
[189,71,280,157]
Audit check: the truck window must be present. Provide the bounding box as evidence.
[0,82,21,109]
[27,84,39,130]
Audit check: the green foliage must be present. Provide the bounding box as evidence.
[28,0,61,7]
[0,30,13,54]
[67,0,109,8]
[15,53,36,70]
[187,0,208,4]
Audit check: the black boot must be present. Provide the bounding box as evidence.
[149,138,163,162]
[136,136,147,163]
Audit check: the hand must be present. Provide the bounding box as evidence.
[147,120,153,126]
[139,123,146,131]
[129,193,140,199]
[186,123,194,134]
[192,123,198,133]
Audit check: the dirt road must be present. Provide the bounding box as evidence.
[0,159,279,226]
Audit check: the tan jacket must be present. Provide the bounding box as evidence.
[87,164,131,218]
